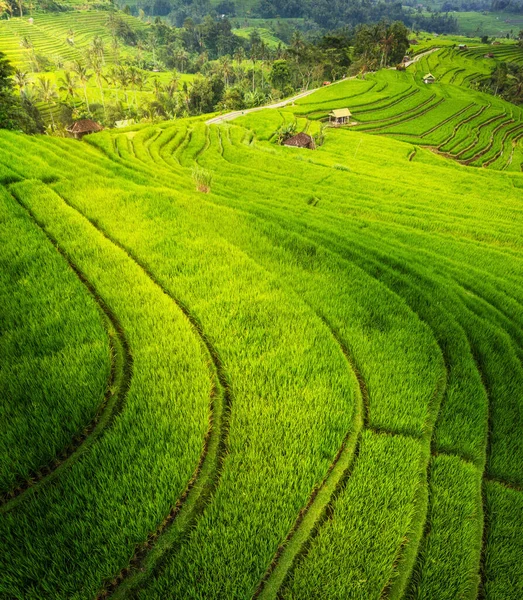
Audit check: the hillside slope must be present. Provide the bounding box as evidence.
[0,74,522,600]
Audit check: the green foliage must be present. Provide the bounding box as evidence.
[269,58,291,92]
[0,39,522,600]
[192,165,213,191]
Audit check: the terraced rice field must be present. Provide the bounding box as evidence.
[0,12,146,68]
[289,47,523,171]
[1,58,522,599]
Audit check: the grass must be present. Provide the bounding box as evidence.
[0,48,522,600]
[0,184,109,497]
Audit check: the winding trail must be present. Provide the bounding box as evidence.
[206,80,347,126]
[0,187,132,515]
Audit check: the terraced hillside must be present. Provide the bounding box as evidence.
[0,67,522,600]
[286,46,523,171]
[0,12,146,68]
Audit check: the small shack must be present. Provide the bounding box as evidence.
[423,73,436,84]
[329,108,352,126]
[492,41,501,46]
[409,39,419,45]
[115,118,135,128]
[66,119,103,140]
[283,133,315,150]
[458,44,468,51]
[484,52,494,58]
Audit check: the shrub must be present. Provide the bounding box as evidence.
[192,167,213,193]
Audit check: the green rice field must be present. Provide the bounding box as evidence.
[0,40,522,600]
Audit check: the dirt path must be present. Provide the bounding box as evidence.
[205,80,347,126]
[205,49,439,127]
[404,47,440,68]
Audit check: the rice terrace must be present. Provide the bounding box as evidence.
[0,0,523,597]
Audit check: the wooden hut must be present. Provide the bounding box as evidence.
[423,73,436,84]
[458,44,468,51]
[66,119,103,140]
[283,133,315,150]
[329,108,352,126]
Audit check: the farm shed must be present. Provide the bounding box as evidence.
[458,44,468,50]
[67,119,103,140]
[283,133,315,150]
[423,73,436,84]
[484,53,495,58]
[115,119,135,128]
[409,39,419,45]
[329,108,352,126]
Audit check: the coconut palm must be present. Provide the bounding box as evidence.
[59,70,78,103]
[233,46,246,66]
[219,55,233,88]
[111,36,120,65]
[13,68,30,95]
[0,0,10,19]
[36,77,58,129]
[91,36,105,65]
[104,66,120,103]
[88,51,106,112]
[117,66,130,105]
[72,60,92,113]
[151,76,162,101]
[174,48,189,73]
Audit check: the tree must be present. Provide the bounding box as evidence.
[36,76,58,129]
[234,46,246,66]
[269,59,291,93]
[13,68,29,95]
[0,52,24,129]
[187,76,214,114]
[507,68,523,103]
[219,55,233,87]
[88,51,106,113]
[72,60,92,113]
[59,71,78,103]
[0,0,10,18]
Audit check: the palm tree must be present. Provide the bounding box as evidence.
[174,48,189,73]
[91,36,105,65]
[507,70,523,103]
[250,45,258,92]
[147,32,158,67]
[111,36,120,65]
[380,33,394,69]
[219,55,233,88]
[128,66,140,107]
[88,52,106,112]
[234,46,246,66]
[13,69,30,95]
[72,60,92,114]
[104,66,120,103]
[59,71,78,103]
[0,0,10,18]
[151,76,162,101]
[36,77,58,129]
[117,66,130,105]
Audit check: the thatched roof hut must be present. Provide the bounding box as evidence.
[67,119,103,139]
[283,133,315,149]
[329,108,352,126]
